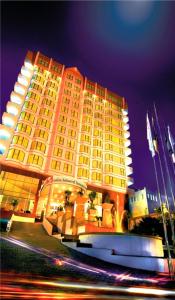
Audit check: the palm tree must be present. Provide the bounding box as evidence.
[88,191,97,209]
[11,199,18,211]
[64,190,73,206]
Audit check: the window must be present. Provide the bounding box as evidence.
[71,110,78,118]
[20,112,35,124]
[83,107,92,115]
[94,120,102,128]
[86,81,95,92]
[42,98,54,108]
[92,172,102,181]
[27,91,41,102]
[7,149,25,162]
[75,78,81,85]
[81,134,90,143]
[79,156,89,165]
[63,97,70,105]
[34,129,48,140]
[67,139,75,149]
[12,136,28,148]
[82,125,90,133]
[93,139,102,147]
[73,102,79,109]
[51,160,61,170]
[66,73,73,80]
[84,99,92,106]
[57,125,66,134]
[24,101,37,113]
[37,118,51,129]
[38,58,49,67]
[93,129,102,137]
[69,119,77,127]
[16,123,32,135]
[64,89,71,96]
[59,115,67,124]
[79,145,90,154]
[29,82,42,93]
[92,160,102,169]
[63,163,72,174]
[31,141,46,153]
[55,135,64,145]
[27,154,43,167]
[65,151,74,161]
[53,147,63,157]
[68,129,76,138]
[65,81,72,88]
[93,149,102,158]
[94,112,102,119]
[61,106,69,114]
[78,168,89,178]
[39,108,53,118]
[105,176,126,188]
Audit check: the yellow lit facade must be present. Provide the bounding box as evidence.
[0,51,133,219]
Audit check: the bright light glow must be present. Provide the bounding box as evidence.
[14,83,26,96]
[2,116,15,127]
[21,66,32,78]
[123,116,129,123]
[7,105,19,116]
[122,109,128,116]
[127,177,134,186]
[125,148,131,156]
[0,129,11,140]
[124,131,130,138]
[0,144,6,154]
[24,60,33,70]
[126,166,133,176]
[18,74,29,86]
[116,1,154,25]
[125,156,132,166]
[11,92,22,105]
[124,123,129,131]
[125,139,131,147]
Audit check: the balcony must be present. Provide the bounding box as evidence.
[18,74,29,87]
[123,123,129,131]
[14,82,26,96]
[125,147,132,156]
[127,177,134,186]
[124,131,130,139]
[7,101,20,116]
[10,91,23,105]
[122,108,128,116]
[2,112,17,128]
[123,116,129,123]
[24,59,34,71]
[125,156,132,166]
[126,166,133,176]
[21,66,33,78]
[125,139,131,147]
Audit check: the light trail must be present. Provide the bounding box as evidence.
[0,235,170,285]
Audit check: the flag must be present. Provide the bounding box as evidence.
[146,113,156,157]
[165,126,175,163]
[152,117,159,153]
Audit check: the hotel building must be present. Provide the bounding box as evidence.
[0,51,133,230]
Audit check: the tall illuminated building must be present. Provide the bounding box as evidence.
[0,51,133,228]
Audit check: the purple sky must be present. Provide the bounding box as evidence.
[1,2,175,193]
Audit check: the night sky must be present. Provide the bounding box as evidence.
[1,1,175,193]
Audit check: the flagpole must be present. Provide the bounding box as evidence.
[147,113,174,278]
[152,156,174,278]
[153,104,175,248]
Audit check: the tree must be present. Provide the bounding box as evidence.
[88,191,97,209]
[64,190,73,206]
[130,216,162,237]
[11,199,18,211]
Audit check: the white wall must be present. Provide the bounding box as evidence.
[79,233,163,257]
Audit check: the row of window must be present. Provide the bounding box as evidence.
[59,115,78,127]
[39,107,53,118]
[27,91,41,102]
[55,136,75,149]
[66,73,82,85]
[42,98,55,109]
[7,149,44,167]
[24,101,38,113]
[105,165,125,176]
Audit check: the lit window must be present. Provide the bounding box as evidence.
[55,136,64,146]
[53,147,63,157]
[65,151,74,161]
[12,135,29,148]
[51,160,61,170]
[63,163,72,174]
[27,154,43,167]
[7,149,25,162]
[31,141,46,153]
